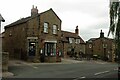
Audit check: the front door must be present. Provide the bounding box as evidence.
[29,42,36,56]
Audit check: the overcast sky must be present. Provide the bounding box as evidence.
[0,0,113,41]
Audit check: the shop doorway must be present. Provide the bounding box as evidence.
[29,42,36,56]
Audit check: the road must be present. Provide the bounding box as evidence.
[7,60,118,79]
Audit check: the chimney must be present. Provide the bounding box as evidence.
[75,26,79,35]
[31,5,38,17]
[100,30,104,38]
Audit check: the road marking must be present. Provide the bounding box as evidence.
[33,66,38,69]
[73,76,86,80]
[94,71,109,76]
[114,68,118,71]
[80,76,86,78]
[22,62,38,69]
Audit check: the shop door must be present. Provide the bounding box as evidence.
[29,42,36,56]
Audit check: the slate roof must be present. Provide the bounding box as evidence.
[61,30,85,44]
[87,37,114,43]
[5,8,61,28]
[5,16,31,28]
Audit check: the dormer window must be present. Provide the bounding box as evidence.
[53,24,57,34]
[75,39,80,44]
[69,38,73,43]
[44,22,48,33]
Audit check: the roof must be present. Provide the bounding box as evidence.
[87,37,114,43]
[5,8,61,28]
[88,38,98,42]
[62,31,80,38]
[40,8,62,22]
[61,30,85,43]
[5,16,31,28]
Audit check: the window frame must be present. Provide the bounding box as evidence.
[52,24,57,34]
[75,39,80,44]
[43,22,49,33]
[69,38,73,44]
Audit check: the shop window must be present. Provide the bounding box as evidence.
[44,43,56,56]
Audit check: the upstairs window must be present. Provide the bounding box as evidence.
[53,25,57,34]
[44,22,48,33]
[75,39,80,44]
[69,38,73,43]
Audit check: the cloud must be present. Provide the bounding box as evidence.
[0,0,111,41]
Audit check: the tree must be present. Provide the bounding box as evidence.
[108,1,120,62]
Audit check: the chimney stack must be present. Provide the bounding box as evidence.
[31,5,38,17]
[100,30,104,38]
[75,25,79,35]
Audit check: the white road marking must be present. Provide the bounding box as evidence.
[21,62,38,69]
[94,71,109,76]
[73,76,86,80]
[114,68,118,71]
[33,67,38,69]
[80,76,86,78]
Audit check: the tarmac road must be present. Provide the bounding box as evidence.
[6,60,118,79]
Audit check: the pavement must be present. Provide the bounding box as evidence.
[8,58,85,66]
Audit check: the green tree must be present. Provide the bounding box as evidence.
[108,1,120,62]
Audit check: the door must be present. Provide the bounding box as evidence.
[29,42,36,56]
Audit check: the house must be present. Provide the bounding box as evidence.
[3,6,62,62]
[86,30,115,61]
[61,26,85,58]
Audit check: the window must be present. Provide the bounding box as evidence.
[53,25,57,34]
[89,44,92,48]
[44,23,48,33]
[69,38,73,43]
[44,43,56,56]
[75,39,80,44]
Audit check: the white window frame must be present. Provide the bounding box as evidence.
[75,39,80,44]
[69,38,73,43]
[44,22,48,33]
[53,24,57,34]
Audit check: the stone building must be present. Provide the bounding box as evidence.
[86,30,115,61]
[3,6,62,62]
[61,26,85,58]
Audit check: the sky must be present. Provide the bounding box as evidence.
[0,0,113,41]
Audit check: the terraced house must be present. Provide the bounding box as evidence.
[2,6,85,62]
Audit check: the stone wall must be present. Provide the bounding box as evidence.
[2,52,9,72]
